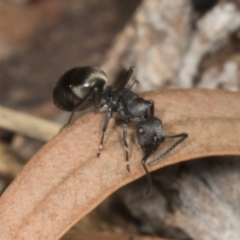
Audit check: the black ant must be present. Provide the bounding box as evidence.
[53,66,188,196]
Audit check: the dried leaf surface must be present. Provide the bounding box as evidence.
[0,89,239,240]
[61,231,169,240]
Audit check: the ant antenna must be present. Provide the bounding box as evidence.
[141,152,153,197]
[148,133,188,166]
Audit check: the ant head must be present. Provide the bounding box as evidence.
[53,66,107,112]
[137,117,165,153]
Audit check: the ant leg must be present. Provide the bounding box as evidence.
[67,111,75,125]
[128,80,139,90]
[122,123,130,172]
[148,133,188,166]
[97,108,112,157]
[116,66,135,89]
[141,152,153,197]
[59,110,75,132]
[93,88,103,109]
[67,89,94,125]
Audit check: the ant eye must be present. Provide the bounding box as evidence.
[138,128,144,135]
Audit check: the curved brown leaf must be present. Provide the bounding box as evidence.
[0,89,240,240]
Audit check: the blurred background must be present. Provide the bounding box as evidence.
[0,0,240,240]
[0,0,140,189]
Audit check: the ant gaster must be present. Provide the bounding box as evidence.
[53,66,188,196]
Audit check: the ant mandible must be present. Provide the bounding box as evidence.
[53,66,188,196]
